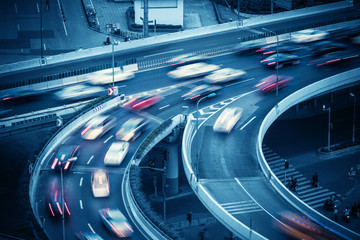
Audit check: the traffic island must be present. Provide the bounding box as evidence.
[318,142,360,156]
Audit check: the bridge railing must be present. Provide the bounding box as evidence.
[257,67,360,240]
[181,115,266,240]
[28,94,126,233]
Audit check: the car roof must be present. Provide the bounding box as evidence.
[109,141,129,150]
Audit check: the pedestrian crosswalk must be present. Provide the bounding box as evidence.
[221,200,263,215]
[262,144,341,209]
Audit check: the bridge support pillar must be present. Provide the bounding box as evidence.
[165,142,178,195]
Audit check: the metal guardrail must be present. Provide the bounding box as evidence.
[0,1,355,88]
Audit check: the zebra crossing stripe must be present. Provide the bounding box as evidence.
[302,192,335,202]
[300,188,329,198]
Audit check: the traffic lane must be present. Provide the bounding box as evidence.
[38,109,155,239]
[1,7,357,81]
[201,179,294,240]
[2,36,359,118]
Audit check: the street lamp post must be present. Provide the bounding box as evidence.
[323,105,331,151]
[262,28,279,103]
[350,93,356,143]
[195,93,216,181]
[60,165,65,240]
[112,38,115,88]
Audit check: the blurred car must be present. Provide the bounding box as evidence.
[236,42,262,55]
[115,117,149,142]
[166,53,206,67]
[91,169,110,197]
[98,208,134,238]
[213,107,243,133]
[81,115,117,140]
[75,231,104,240]
[310,40,346,58]
[167,62,220,80]
[203,68,247,84]
[122,94,161,111]
[46,188,71,218]
[291,29,329,44]
[54,84,105,101]
[51,145,80,171]
[309,51,359,67]
[331,26,360,41]
[255,74,293,93]
[89,68,135,85]
[0,88,39,102]
[182,84,222,101]
[104,141,130,166]
[260,53,300,69]
[273,211,339,240]
[257,42,301,56]
[353,34,360,45]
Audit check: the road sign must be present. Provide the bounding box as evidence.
[108,88,114,95]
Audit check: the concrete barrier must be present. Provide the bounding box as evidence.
[182,115,266,240]
[29,95,126,237]
[257,67,360,240]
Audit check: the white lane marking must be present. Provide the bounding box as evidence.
[56,0,68,36]
[118,85,127,88]
[17,24,20,31]
[43,43,46,51]
[159,104,169,110]
[36,3,40,13]
[240,116,256,130]
[104,135,113,143]
[225,78,255,87]
[143,49,183,58]
[14,3,18,14]
[88,223,95,233]
[79,177,83,187]
[87,155,94,165]
[79,200,83,209]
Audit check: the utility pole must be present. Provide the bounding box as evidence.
[40,0,44,59]
[143,0,149,38]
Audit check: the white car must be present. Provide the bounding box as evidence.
[81,115,117,140]
[89,68,135,85]
[213,107,243,133]
[104,141,130,166]
[53,84,105,101]
[98,208,134,238]
[204,68,247,84]
[291,29,329,44]
[167,62,220,80]
[91,169,110,197]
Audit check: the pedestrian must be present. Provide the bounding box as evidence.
[343,207,350,223]
[312,172,319,187]
[334,206,338,222]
